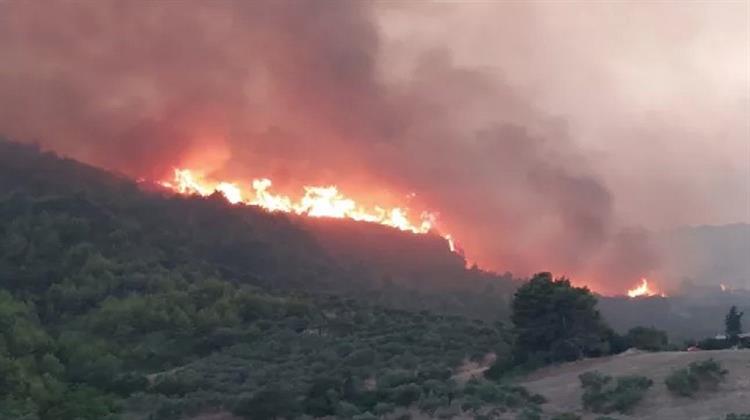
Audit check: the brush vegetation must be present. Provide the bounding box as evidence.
[664,359,728,397]
[579,371,653,414]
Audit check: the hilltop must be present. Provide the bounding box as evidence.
[0,140,517,319]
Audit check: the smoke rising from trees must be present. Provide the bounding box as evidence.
[0,1,746,292]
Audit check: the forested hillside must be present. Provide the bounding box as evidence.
[0,141,523,419]
[0,141,518,318]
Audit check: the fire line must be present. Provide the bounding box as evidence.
[157,168,457,251]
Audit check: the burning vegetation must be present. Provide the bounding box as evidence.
[627,278,667,298]
[155,168,457,250]
[151,167,674,296]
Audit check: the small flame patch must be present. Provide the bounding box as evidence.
[627,278,666,298]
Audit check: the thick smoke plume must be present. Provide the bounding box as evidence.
[0,1,745,293]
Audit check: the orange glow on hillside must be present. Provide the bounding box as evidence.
[626,278,666,298]
[155,169,657,294]
[158,168,446,238]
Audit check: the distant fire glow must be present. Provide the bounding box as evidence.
[627,278,666,298]
[159,168,452,239]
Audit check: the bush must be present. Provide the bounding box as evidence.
[625,326,669,351]
[516,406,542,420]
[233,387,299,420]
[418,395,447,414]
[551,414,581,420]
[378,369,414,389]
[391,383,422,406]
[336,401,361,417]
[352,412,378,420]
[691,359,728,388]
[665,359,728,397]
[580,371,652,414]
[459,395,484,412]
[373,402,395,415]
[727,414,750,420]
[664,368,697,397]
[697,337,731,350]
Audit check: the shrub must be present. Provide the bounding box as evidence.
[391,383,422,406]
[233,387,300,420]
[551,413,581,420]
[418,395,447,414]
[625,326,668,351]
[474,382,504,403]
[352,412,378,420]
[483,352,515,380]
[665,358,727,397]
[726,414,750,420]
[434,404,460,419]
[336,401,361,417]
[697,337,730,350]
[377,369,414,389]
[516,406,542,420]
[690,359,728,388]
[459,395,484,412]
[373,402,395,415]
[579,371,652,414]
[664,368,697,397]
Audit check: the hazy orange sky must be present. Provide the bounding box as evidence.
[0,1,747,291]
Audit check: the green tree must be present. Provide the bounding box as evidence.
[233,387,300,420]
[511,272,611,364]
[725,306,744,345]
[625,326,668,351]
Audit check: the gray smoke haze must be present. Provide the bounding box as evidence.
[0,0,746,293]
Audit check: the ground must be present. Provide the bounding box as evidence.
[520,349,750,419]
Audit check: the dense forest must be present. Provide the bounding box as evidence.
[0,141,535,419]
[0,141,746,420]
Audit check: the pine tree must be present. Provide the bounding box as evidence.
[725,306,744,345]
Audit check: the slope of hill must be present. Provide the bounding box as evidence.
[0,140,516,319]
[0,140,525,419]
[521,349,750,419]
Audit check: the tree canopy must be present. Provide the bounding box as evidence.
[511,272,611,364]
[725,306,744,345]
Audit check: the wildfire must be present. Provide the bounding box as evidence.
[626,278,666,298]
[158,168,441,237]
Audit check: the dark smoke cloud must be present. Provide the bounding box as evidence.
[4,0,736,292]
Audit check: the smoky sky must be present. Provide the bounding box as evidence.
[0,0,746,293]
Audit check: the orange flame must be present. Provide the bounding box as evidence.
[159,168,447,238]
[626,278,666,298]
